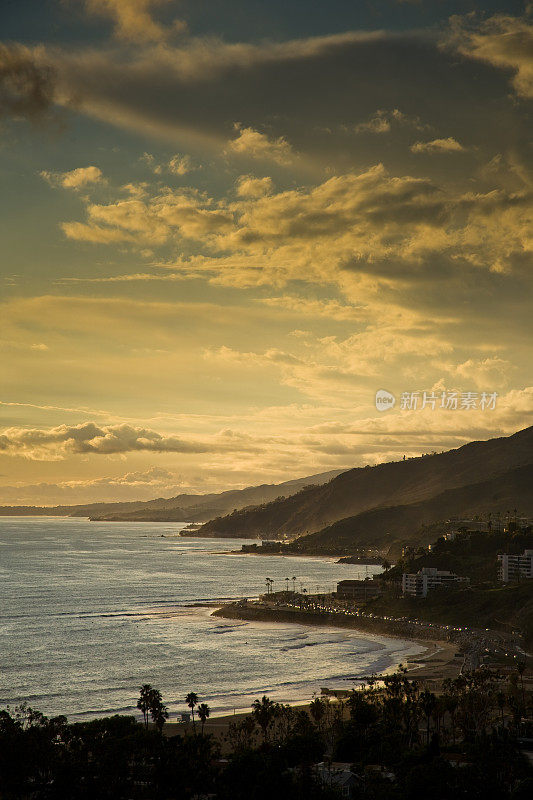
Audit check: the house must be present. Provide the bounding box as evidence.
[336,579,382,602]
[497,550,533,583]
[402,567,469,598]
[314,763,360,798]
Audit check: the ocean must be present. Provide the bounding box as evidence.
[0,516,424,721]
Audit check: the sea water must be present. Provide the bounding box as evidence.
[0,516,424,720]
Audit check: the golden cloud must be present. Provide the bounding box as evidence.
[410,137,466,154]
[226,125,295,165]
[41,165,105,189]
[56,163,532,296]
[236,175,274,198]
[82,0,185,43]
[354,108,429,134]
[0,421,261,460]
[452,14,533,99]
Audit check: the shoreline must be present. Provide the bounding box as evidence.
[161,611,457,743]
[211,600,464,680]
[155,600,447,735]
[213,549,342,561]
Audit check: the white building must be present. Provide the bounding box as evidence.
[497,550,533,583]
[402,567,469,598]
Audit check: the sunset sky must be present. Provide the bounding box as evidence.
[1,0,532,505]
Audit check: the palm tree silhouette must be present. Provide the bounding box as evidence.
[197,702,210,735]
[137,684,153,729]
[252,695,277,742]
[185,691,199,733]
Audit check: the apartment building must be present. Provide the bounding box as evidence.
[402,567,469,598]
[497,550,533,583]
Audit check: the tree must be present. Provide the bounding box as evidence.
[137,684,168,731]
[309,698,326,732]
[420,689,436,745]
[148,688,168,732]
[186,692,199,733]
[137,684,153,729]
[251,696,277,743]
[197,703,210,736]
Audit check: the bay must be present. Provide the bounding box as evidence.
[0,516,423,720]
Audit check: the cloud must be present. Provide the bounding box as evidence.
[235,175,273,198]
[452,13,533,99]
[226,125,295,165]
[410,137,466,154]
[27,19,528,170]
[0,465,183,505]
[141,151,196,175]
[443,356,515,389]
[0,421,260,460]
[41,165,104,189]
[56,162,532,298]
[204,318,456,403]
[354,108,428,134]
[258,296,363,320]
[62,186,234,245]
[0,44,56,121]
[81,0,185,43]
[168,153,194,175]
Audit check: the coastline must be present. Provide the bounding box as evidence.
[160,606,458,743]
[211,600,463,681]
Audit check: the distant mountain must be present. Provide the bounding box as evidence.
[0,469,345,522]
[195,426,533,553]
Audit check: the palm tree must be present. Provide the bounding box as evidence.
[291,576,297,592]
[137,684,153,729]
[197,702,210,735]
[252,695,277,742]
[186,692,199,733]
[149,688,169,732]
[309,697,326,732]
[285,577,289,593]
[420,689,436,745]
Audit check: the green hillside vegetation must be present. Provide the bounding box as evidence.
[385,528,533,584]
[367,528,533,646]
[367,582,533,648]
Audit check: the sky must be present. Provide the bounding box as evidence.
[0,0,532,505]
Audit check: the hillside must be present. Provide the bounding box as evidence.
[286,463,533,556]
[382,526,533,584]
[0,469,344,522]
[373,527,533,645]
[195,426,533,550]
[368,581,533,647]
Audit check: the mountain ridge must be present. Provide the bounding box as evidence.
[0,468,345,522]
[195,426,533,551]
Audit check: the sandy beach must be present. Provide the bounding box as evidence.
[161,614,462,745]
